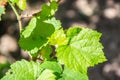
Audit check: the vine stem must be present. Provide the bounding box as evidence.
[9,3,22,32]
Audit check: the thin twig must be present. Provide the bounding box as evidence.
[9,3,22,32]
[21,10,41,19]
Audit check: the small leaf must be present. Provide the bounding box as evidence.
[49,29,69,47]
[16,0,26,10]
[1,60,42,80]
[9,0,26,10]
[56,27,107,74]
[37,1,58,20]
[37,69,56,80]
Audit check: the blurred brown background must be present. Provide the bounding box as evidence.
[0,0,120,80]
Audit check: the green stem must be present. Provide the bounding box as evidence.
[9,3,22,32]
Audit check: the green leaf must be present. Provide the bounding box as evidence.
[37,69,56,80]
[19,17,55,57]
[37,1,58,20]
[40,61,62,74]
[19,1,58,57]
[1,60,42,80]
[16,0,26,10]
[66,27,81,38]
[9,0,26,10]
[44,17,61,30]
[56,27,107,74]
[40,45,53,60]
[59,67,88,80]
[21,17,37,38]
[49,29,69,46]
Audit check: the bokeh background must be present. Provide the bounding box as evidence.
[0,0,120,80]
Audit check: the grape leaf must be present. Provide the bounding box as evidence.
[1,60,42,80]
[40,61,62,74]
[56,27,107,74]
[37,69,56,80]
[1,60,63,80]
[59,67,88,80]
[19,2,59,57]
[49,29,69,47]
[19,17,55,57]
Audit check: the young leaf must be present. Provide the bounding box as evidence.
[56,27,107,74]
[1,60,42,80]
[16,0,26,10]
[37,69,56,80]
[49,29,69,46]
[59,67,88,80]
[37,1,58,20]
[9,0,26,10]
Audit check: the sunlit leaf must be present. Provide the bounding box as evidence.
[37,69,56,80]
[59,67,88,80]
[57,27,107,74]
[49,29,69,46]
[1,60,42,80]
